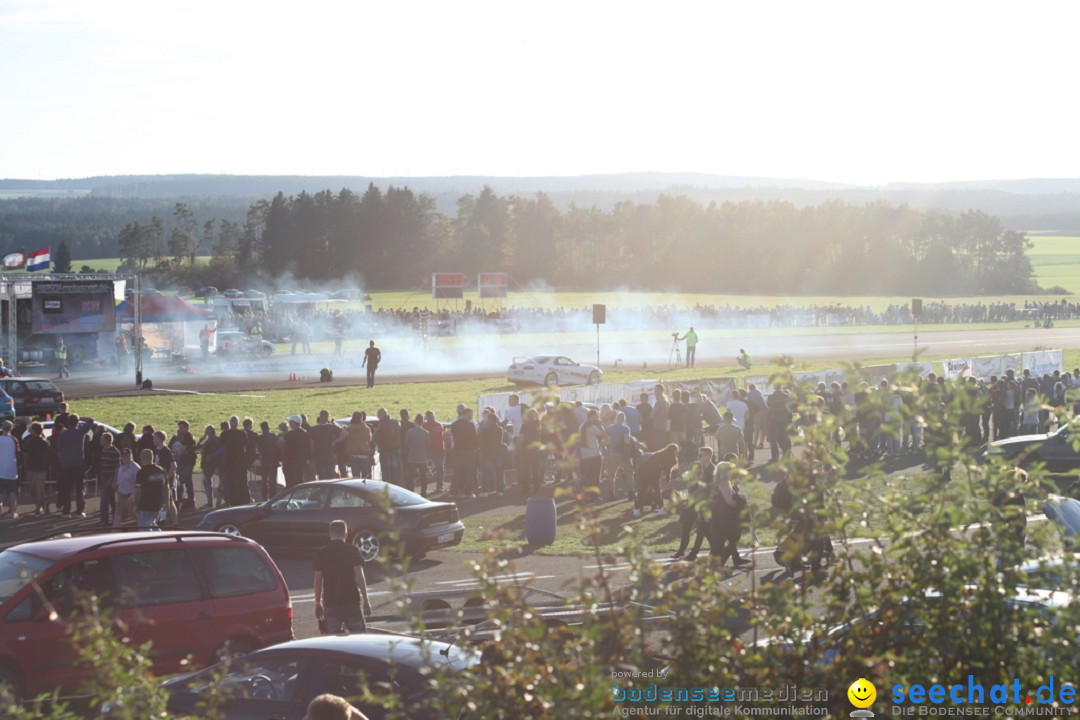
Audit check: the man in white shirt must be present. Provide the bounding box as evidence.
[726,391,749,430]
[502,394,524,439]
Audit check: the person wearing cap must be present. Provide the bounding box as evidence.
[0,420,19,518]
[280,415,310,488]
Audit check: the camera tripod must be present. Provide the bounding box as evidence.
[668,335,682,369]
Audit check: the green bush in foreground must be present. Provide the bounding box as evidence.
[6,367,1078,718]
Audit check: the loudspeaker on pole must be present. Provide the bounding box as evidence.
[911,298,922,319]
[592,304,606,325]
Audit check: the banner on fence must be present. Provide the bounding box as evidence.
[943,358,974,379]
[942,351,1060,380]
[1022,350,1064,377]
[971,355,1002,379]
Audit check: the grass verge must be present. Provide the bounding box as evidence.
[71,349,1080,434]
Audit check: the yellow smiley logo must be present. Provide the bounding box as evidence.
[848,678,876,709]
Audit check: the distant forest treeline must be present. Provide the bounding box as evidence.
[0,183,1040,294]
[0,196,250,261]
[9,172,1080,228]
[99,186,1034,295]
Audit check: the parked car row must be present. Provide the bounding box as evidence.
[0,477,467,716]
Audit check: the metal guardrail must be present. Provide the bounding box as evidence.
[364,585,672,642]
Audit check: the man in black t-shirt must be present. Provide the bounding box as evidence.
[362,340,381,388]
[313,520,372,634]
[135,449,167,530]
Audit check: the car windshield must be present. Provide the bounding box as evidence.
[0,549,54,603]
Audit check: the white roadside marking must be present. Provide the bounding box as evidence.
[434,573,555,587]
[291,590,391,604]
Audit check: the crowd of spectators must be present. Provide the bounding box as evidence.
[209,298,1078,347]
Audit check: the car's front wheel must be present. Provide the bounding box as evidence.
[544,372,558,387]
[588,371,601,385]
[353,532,382,563]
[0,664,22,706]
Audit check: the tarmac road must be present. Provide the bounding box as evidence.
[52,325,1080,399]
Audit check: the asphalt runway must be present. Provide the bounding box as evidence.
[53,325,1080,399]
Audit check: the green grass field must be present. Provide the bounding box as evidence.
[71,348,1080,439]
[1025,235,1080,293]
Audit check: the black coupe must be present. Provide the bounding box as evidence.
[196,479,464,562]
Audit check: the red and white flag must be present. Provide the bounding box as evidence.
[26,247,50,272]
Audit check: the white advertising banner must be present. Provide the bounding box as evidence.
[1022,350,1063,377]
[971,355,1002,379]
[943,358,974,379]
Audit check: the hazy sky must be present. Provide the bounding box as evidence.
[3,0,1078,184]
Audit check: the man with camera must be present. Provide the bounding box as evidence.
[677,327,699,368]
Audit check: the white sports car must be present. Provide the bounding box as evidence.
[508,355,604,387]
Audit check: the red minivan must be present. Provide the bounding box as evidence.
[0,530,293,703]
